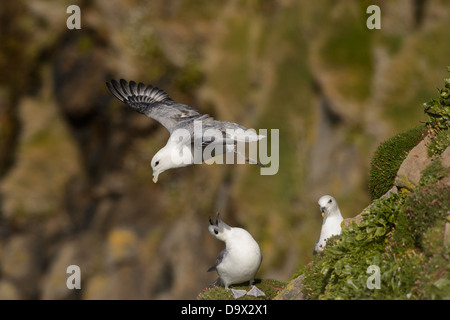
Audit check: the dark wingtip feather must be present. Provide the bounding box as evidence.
[119,79,132,96]
[106,80,126,102]
[129,81,138,95]
[137,82,145,95]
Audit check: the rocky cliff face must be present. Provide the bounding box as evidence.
[0,0,449,299]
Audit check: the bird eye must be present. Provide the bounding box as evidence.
[328,199,332,203]
[214,229,218,235]
[155,161,159,166]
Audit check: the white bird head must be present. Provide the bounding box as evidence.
[318,195,340,219]
[208,212,232,241]
[151,142,193,183]
[151,148,172,183]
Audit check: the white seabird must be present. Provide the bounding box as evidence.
[207,213,264,299]
[313,195,344,255]
[106,79,265,183]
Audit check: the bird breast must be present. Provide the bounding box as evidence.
[225,230,262,265]
[321,216,343,236]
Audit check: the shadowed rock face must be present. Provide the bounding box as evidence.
[0,0,449,299]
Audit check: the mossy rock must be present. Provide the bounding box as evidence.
[368,125,426,200]
[197,279,286,300]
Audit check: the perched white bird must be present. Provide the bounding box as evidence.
[207,213,264,298]
[313,195,344,255]
[106,79,265,183]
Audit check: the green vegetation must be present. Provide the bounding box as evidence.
[423,71,450,131]
[396,184,449,249]
[294,70,450,300]
[424,71,450,158]
[397,184,450,299]
[368,125,426,200]
[298,183,449,300]
[427,129,450,158]
[423,71,450,157]
[418,159,450,187]
[197,279,286,300]
[299,193,410,299]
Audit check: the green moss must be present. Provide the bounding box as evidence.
[397,184,450,251]
[408,184,450,299]
[427,129,450,158]
[368,125,426,200]
[418,159,450,187]
[197,279,286,300]
[417,246,450,299]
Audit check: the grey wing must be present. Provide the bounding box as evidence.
[207,249,226,272]
[106,79,203,133]
[195,120,244,149]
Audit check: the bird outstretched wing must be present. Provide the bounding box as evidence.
[106,79,203,133]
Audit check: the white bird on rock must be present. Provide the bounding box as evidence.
[207,213,264,299]
[106,79,265,183]
[313,195,344,255]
